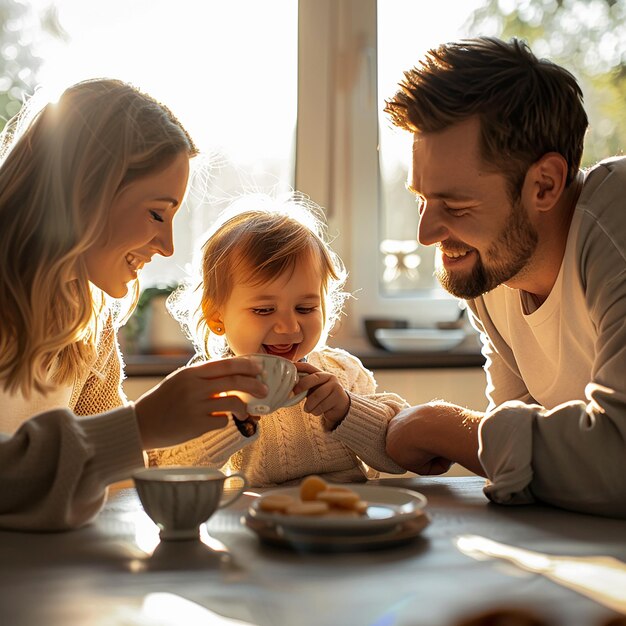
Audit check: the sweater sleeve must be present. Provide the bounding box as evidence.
[147,414,259,469]
[0,406,144,531]
[312,348,408,474]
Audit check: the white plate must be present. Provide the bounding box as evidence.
[246,484,428,536]
[374,328,465,353]
[243,513,430,552]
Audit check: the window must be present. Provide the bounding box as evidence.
[295,0,480,340]
[28,0,298,288]
[377,0,486,296]
[9,0,626,344]
[295,0,626,341]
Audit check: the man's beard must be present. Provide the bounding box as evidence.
[435,199,539,300]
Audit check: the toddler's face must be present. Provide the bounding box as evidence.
[216,256,325,361]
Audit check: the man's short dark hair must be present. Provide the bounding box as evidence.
[385,37,588,198]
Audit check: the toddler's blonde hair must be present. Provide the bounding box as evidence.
[169,193,348,359]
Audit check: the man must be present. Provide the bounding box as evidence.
[384,36,626,518]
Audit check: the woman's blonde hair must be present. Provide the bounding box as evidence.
[168,193,349,359]
[0,78,197,396]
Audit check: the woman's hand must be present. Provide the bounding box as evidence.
[134,357,266,449]
[294,362,350,430]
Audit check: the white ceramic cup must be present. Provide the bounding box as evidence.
[234,353,307,415]
[133,467,247,540]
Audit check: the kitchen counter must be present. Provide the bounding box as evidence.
[124,335,484,377]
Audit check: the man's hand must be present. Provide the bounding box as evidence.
[385,402,486,476]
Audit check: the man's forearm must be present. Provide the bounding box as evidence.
[386,402,486,476]
[430,403,485,475]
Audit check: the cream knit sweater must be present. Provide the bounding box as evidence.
[0,314,127,434]
[149,347,408,485]
[0,316,143,531]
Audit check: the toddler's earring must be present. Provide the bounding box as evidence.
[210,318,225,335]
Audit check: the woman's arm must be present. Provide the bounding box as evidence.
[0,356,268,531]
[0,407,143,531]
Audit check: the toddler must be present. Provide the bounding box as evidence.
[149,194,407,485]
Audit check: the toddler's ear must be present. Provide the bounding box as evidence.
[208,313,225,335]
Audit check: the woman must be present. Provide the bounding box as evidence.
[0,78,266,531]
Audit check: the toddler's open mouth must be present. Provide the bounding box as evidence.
[262,344,299,361]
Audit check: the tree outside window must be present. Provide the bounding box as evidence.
[469,0,625,167]
[0,1,64,130]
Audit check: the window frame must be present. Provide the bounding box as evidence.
[295,0,461,341]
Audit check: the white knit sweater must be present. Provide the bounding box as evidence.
[149,347,408,486]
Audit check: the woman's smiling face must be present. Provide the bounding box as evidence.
[84,152,190,298]
[214,251,325,362]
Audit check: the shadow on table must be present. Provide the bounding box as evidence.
[451,607,626,626]
[485,501,626,546]
[253,533,431,562]
[141,538,235,572]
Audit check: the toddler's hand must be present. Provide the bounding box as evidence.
[294,362,350,430]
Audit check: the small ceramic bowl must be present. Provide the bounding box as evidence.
[363,318,409,350]
[133,467,247,540]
